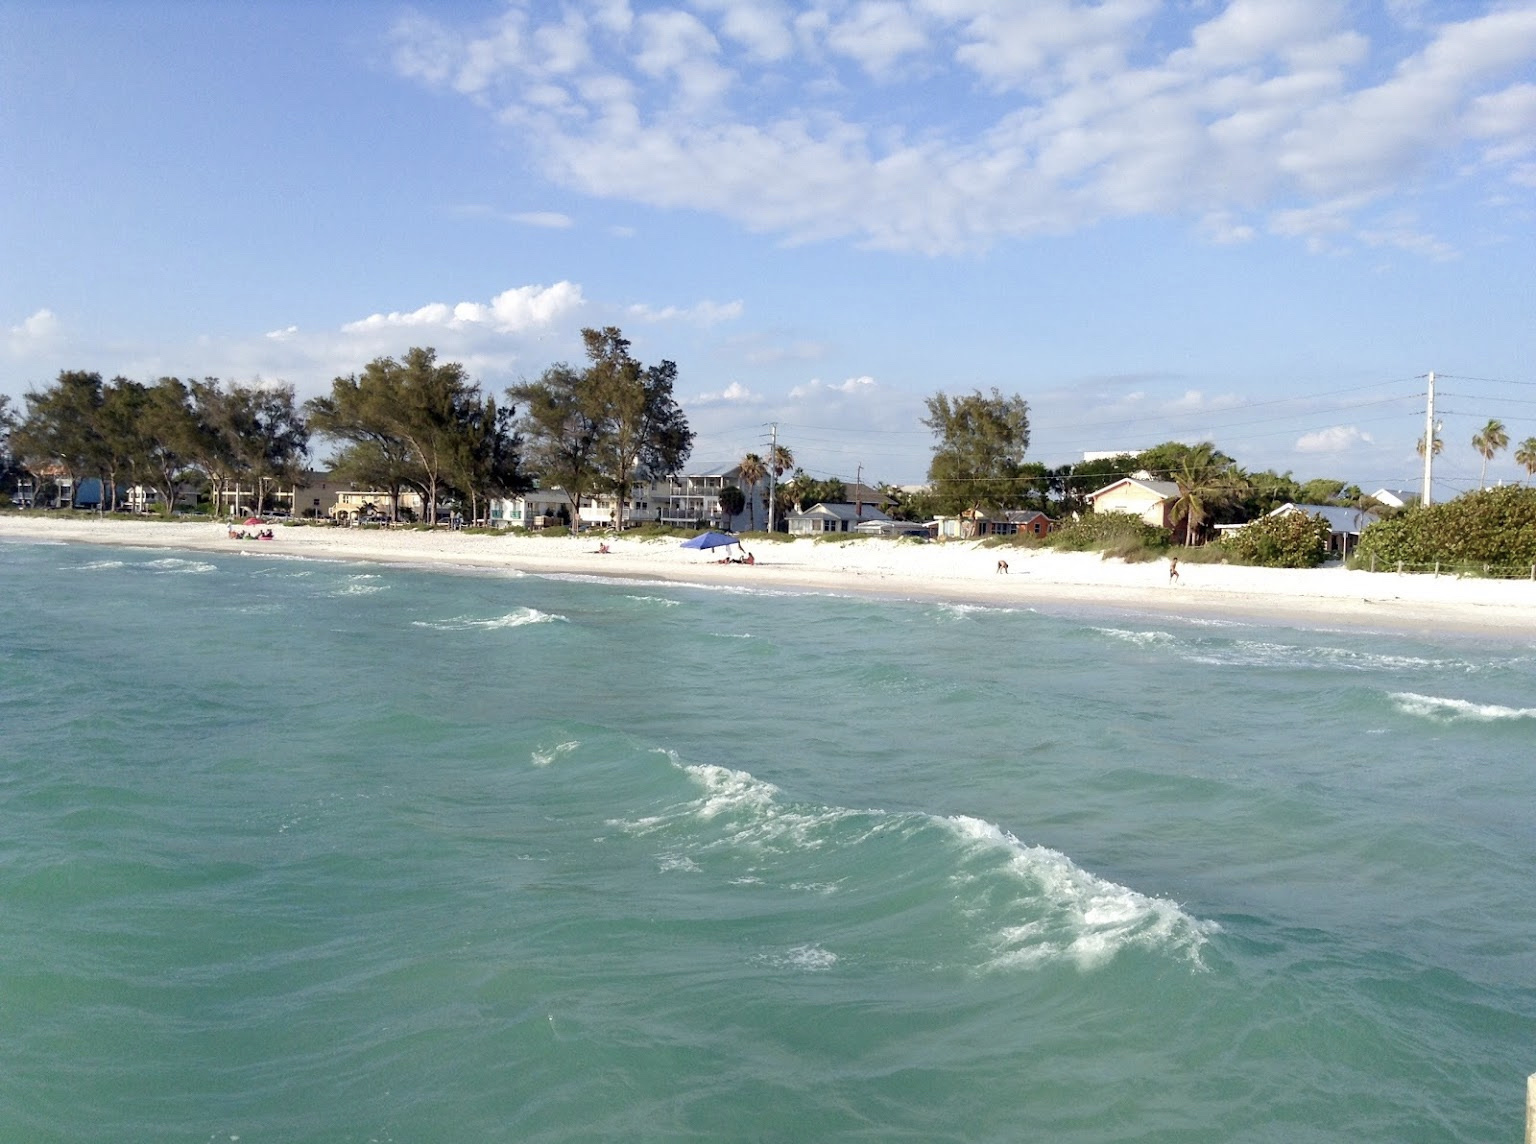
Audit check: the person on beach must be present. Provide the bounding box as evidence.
[594,542,610,554]
[996,559,1009,574]
[1169,556,1179,584]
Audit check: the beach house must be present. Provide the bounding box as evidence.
[328,486,426,523]
[977,510,1054,538]
[1370,488,1419,509]
[1085,476,1180,527]
[658,464,748,530]
[123,484,198,513]
[1214,503,1380,555]
[787,502,891,535]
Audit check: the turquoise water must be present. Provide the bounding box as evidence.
[1,537,1533,1143]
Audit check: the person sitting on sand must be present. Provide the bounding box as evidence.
[744,552,755,565]
[594,542,610,554]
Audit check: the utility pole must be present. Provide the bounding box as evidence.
[856,463,863,518]
[767,423,777,534]
[1422,371,1436,507]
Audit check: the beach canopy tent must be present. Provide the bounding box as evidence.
[680,531,740,551]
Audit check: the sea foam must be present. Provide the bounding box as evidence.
[531,740,580,768]
[146,557,216,574]
[1390,692,1536,722]
[617,760,1213,972]
[412,607,567,631]
[944,815,1216,971]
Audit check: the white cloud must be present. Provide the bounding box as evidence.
[1356,213,1457,260]
[388,1,1536,257]
[626,299,744,324]
[265,325,299,341]
[696,380,760,402]
[693,0,795,61]
[1296,424,1374,452]
[789,374,878,398]
[7,308,61,355]
[824,2,930,76]
[451,204,575,228]
[510,210,576,228]
[1165,388,1241,412]
[342,282,585,335]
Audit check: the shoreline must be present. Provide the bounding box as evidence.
[4,514,1535,638]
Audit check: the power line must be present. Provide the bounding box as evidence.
[1436,373,1536,388]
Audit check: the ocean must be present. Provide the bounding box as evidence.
[1,536,1533,1142]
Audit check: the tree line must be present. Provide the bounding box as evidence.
[3,372,308,516]
[877,388,1536,544]
[0,327,694,525]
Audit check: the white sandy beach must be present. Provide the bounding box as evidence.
[4,513,1535,636]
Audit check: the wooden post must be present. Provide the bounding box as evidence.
[1526,1072,1535,1144]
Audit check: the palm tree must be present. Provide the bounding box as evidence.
[738,452,765,530]
[1471,418,1509,488]
[1167,443,1239,547]
[1515,436,1536,485]
[766,443,794,531]
[1416,424,1443,460]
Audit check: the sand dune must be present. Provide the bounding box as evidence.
[4,514,1534,636]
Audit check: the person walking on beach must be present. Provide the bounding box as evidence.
[1168,556,1179,585]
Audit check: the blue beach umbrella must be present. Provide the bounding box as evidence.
[679,531,741,551]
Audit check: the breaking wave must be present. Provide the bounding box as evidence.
[531,740,581,768]
[145,557,216,574]
[1390,692,1536,722]
[413,607,567,631]
[612,759,1214,973]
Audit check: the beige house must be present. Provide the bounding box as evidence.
[1085,477,1180,528]
[328,487,425,523]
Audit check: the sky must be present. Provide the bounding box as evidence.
[4,0,1536,498]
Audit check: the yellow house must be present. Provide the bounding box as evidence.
[1085,477,1179,528]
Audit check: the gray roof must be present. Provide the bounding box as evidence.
[1269,503,1379,534]
[687,462,742,478]
[790,502,891,523]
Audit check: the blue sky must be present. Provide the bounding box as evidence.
[4,1,1535,496]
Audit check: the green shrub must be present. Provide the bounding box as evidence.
[1046,513,1170,555]
[1353,487,1536,575]
[1220,511,1333,568]
[729,529,795,543]
[981,533,1046,550]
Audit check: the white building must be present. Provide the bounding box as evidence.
[787,502,890,535]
